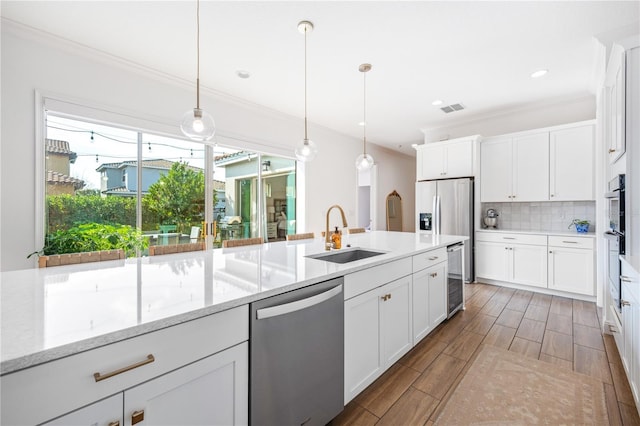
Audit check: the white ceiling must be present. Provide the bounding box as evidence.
[2,1,639,155]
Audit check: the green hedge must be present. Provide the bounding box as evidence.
[37,223,148,257]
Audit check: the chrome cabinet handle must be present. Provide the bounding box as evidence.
[620,275,632,282]
[94,354,155,382]
[562,241,578,244]
[503,237,516,240]
[622,300,631,307]
[428,256,438,260]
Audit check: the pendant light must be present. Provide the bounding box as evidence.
[355,63,374,171]
[294,20,318,162]
[180,0,215,142]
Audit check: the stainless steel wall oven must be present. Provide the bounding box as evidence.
[605,174,625,316]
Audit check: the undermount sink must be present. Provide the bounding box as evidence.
[306,248,386,264]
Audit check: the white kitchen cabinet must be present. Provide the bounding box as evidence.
[548,236,595,296]
[480,133,548,202]
[1,306,249,426]
[412,262,447,344]
[620,260,640,409]
[476,233,547,288]
[43,394,123,426]
[606,46,626,164]
[344,275,412,404]
[124,342,248,426]
[416,137,475,181]
[549,125,595,201]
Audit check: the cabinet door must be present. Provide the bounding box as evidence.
[475,241,508,281]
[124,342,248,426]
[412,263,447,344]
[344,289,382,403]
[417,143,445,180]
[380,276,413,368]
[427,263,448,328]
[43,394,123,426]
[444,140,473,178]
[548,247,594,295]
[621,266,640,405]
[550,125,594,201]
[511,244,547,288]
[480,138,512,202]
[513,132,549,201]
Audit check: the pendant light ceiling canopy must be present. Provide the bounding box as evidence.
[180,0,215,142]
[355,63,374,171]
[294,20,318,162]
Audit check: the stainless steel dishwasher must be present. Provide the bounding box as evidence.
[250,277,344,426]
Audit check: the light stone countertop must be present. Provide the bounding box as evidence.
[476,229,597,238]
[0,231,466,375]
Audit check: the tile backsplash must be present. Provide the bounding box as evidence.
[480,201,596,233]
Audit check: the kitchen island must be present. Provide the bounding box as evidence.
[1,231,466,425]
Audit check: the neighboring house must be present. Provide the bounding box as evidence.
[46,139,85,195]
[96,159,203,197]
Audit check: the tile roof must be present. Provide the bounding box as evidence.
[96,159,203,173]
[46,139,72,154]
[47,171,85,189]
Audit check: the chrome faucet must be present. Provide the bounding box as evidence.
[325,204,348,250]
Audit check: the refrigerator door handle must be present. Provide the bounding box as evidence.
[434,195,441,234]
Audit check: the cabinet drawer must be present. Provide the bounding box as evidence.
[476,232,547,246]
[548,235,594,249]
[412,247,447,273]
[1,305,249,426]
[344,258,412,300]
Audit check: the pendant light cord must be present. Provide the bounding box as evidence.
[363,69,367,155]
[196,0,201,109]
[303,24,308,142]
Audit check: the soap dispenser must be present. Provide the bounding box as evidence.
[331,226,342,249]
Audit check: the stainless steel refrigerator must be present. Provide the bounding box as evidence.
[416,177,474,282]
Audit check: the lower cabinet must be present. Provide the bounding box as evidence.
[124,342,248,426]
[43,394,123,426]
[43,343,248,426]
[620,260,640,410]
[547,237,595,296]
[344,275,412,404]
[476,238,547,288]
[476,232,595,297]
[412,262,447,344]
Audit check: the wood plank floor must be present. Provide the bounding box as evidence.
[330,282,640,426]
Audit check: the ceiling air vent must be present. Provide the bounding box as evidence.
[440,103,465,114]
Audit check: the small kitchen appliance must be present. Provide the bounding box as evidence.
[483,209,499,228]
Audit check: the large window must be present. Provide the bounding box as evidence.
[42,113,296,257]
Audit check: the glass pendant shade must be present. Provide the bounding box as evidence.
[181,108,215,141]
[295,138,318,162]
[355,153,374,171]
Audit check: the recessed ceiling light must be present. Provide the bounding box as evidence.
[530,69,548,79]
[432,100,443,106]
[358,121,366,126]
[236,70,251,79]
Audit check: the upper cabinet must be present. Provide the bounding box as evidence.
[416,136,477,181]
[550,125,595,201]
[481,132,548,202]
[480,122,595,202]
[606,46,626,164]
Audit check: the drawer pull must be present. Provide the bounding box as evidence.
[502,237,516,240]
[561,241,578,244]
[621,275,632,282]
[608,324,619,333]
[430,272,438,278]
[132,410,145,425]
[94,354,155,382]
[108,422,121,426]
[428,256,438,261]
[622,300,631,307]
[609,148,616,153]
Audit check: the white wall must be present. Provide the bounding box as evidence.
[0,22,415,271]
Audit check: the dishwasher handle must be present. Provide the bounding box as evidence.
[256,285,342,320]
[447,243,464,252]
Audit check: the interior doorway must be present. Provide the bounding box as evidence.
[357,165,377,230]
